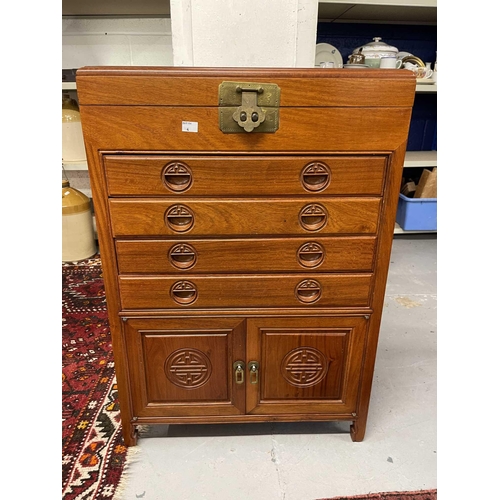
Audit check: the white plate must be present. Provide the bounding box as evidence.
[315,43,343,68]
[416,78,436,84]
[344,64,369,69]
[397,51,413,60]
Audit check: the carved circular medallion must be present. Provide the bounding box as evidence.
[170,280,198,305]
[299,203,328,231]
[162,162,193,192]
[297,241,325,269]
[295,279,322,304]
[281,347,328,387]
[300,162,331,192]
[165,204,195,232]
[168,243,197,270]
[165,348,212,389]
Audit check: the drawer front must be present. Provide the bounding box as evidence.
[109,198,381,236]
[115,237,377,274]
[118,274,372,310]
[104,155,386,197]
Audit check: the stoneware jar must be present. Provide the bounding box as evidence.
[62,179,96,262]
[62,95,87,162]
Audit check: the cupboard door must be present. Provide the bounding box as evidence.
[246,317,368,415]
[124,318,246,417]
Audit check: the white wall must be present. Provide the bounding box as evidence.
[171,0,318,67]
[62,17,174,196]
[62,5,318,197]
[62,17,173,68]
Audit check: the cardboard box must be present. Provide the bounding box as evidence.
[414,167,437,198]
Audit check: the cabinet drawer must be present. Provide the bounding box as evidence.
[109,198,381,236]
[118,274,372,310]
[104,155,386,197]
[115,237,377,274]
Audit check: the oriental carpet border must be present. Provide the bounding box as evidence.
[62,255,137,499]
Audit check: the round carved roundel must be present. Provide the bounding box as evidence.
[164,348,212,389]
[281,347,328,388]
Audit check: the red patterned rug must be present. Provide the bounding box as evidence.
[318,489,437,500]
[62,256,134,499]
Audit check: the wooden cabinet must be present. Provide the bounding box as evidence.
[76,67,415,445]
[124,316,367,419]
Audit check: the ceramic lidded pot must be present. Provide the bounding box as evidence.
[352,37,399,68]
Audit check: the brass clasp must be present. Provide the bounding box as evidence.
[219,81,280,133]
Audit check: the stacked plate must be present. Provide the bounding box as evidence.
[315,43,343,68]
[344,64,369,69]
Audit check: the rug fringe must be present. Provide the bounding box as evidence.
[111,425,156,499]
[112,445,142,500]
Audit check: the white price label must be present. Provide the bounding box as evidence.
[182,121,198,132]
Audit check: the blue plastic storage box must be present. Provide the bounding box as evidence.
[396,193,437,231]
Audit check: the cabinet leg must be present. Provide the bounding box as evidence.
[350,415,367,442]
[121,420,138,447]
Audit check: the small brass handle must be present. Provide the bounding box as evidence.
[299,204,328,231]
[162,162,193,192]
[168,243,197,270]
[233,361,245,384]
[248,361,259,384]
[165,205,195,233]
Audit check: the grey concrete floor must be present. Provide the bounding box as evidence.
[120,235,437,500]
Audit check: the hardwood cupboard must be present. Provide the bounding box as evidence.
[77,67,415,445]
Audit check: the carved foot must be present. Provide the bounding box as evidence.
[350,419,366,442]
[122,421,138,447]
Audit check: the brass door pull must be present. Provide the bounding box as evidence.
[233,361,245,384]
[248,361,259,384]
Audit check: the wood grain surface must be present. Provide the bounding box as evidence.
[76,67,415,444]
[104,155,387,197]
[115,236,377,274]
[108,198,381,236]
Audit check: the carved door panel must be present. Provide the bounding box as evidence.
[124,317,246,417]
[246,317,368,415]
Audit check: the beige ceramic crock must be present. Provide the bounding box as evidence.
[62,179,96,262]
[62,95,87,162]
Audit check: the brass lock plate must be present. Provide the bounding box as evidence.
[219,81,281,133]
